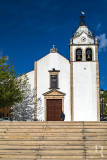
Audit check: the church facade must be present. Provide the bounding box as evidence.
[25,15,100,121]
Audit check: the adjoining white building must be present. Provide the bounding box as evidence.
[27,15,100,121]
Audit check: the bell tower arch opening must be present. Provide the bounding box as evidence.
[76,48,82,61]
[86,48,92,61]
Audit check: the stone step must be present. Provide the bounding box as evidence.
[0,157,107,160]
[0,121,107,126]
[0,159,85,160]
[0,129,107,133]
[0,121,106,159]
[0,154,107,159]
[0,148,107,153]
[0,136,107,140]
[0,132,107,136]
[0,140,107,146]
[0,144,107,150]
[0,150,85,154]
[0,125,107,129]
[0,155,85,159]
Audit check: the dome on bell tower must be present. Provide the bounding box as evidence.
[72,13,95,44]
[74,14,92,38]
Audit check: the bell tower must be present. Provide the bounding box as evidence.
[69,14,100,121]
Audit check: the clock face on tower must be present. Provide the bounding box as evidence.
[81,37,86,42]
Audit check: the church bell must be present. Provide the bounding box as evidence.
[87,54,91,60]
[77,54,81,61]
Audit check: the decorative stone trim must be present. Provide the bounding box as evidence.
[43,89,66,96]
[82,50,86,61]
[49,72,59,75]
[49,69,60,89]
[48,68,60,72]
[70,45,73,62]
[95,45,98,62]
[69,44,99,46]
[96,62,100,121]
[43,90,65,121]
[70,62,74,121]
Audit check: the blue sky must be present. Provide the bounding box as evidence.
[0,0,107,89]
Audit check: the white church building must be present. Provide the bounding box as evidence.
[26,15,100,121]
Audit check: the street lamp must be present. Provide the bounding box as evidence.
[100,89,104,121]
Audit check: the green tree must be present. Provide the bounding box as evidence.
[100,90,107,120]
[0,56,28,109]
[102,91,107,115]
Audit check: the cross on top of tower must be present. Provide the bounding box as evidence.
[80,11,86,26]
[50,45,58,53]
[53,45,55,48]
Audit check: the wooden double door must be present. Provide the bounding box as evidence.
[47,99,62,121]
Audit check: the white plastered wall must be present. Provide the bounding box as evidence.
[36,52,70,121]
[73,62,97,121]
[26,70,34,91]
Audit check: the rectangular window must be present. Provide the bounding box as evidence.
[51,75,58,89]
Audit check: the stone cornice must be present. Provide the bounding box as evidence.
[68,43,99,46]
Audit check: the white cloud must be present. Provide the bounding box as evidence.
[97,34,107,51]
[97,23,101,30]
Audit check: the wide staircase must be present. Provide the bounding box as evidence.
[0,121,107,160]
